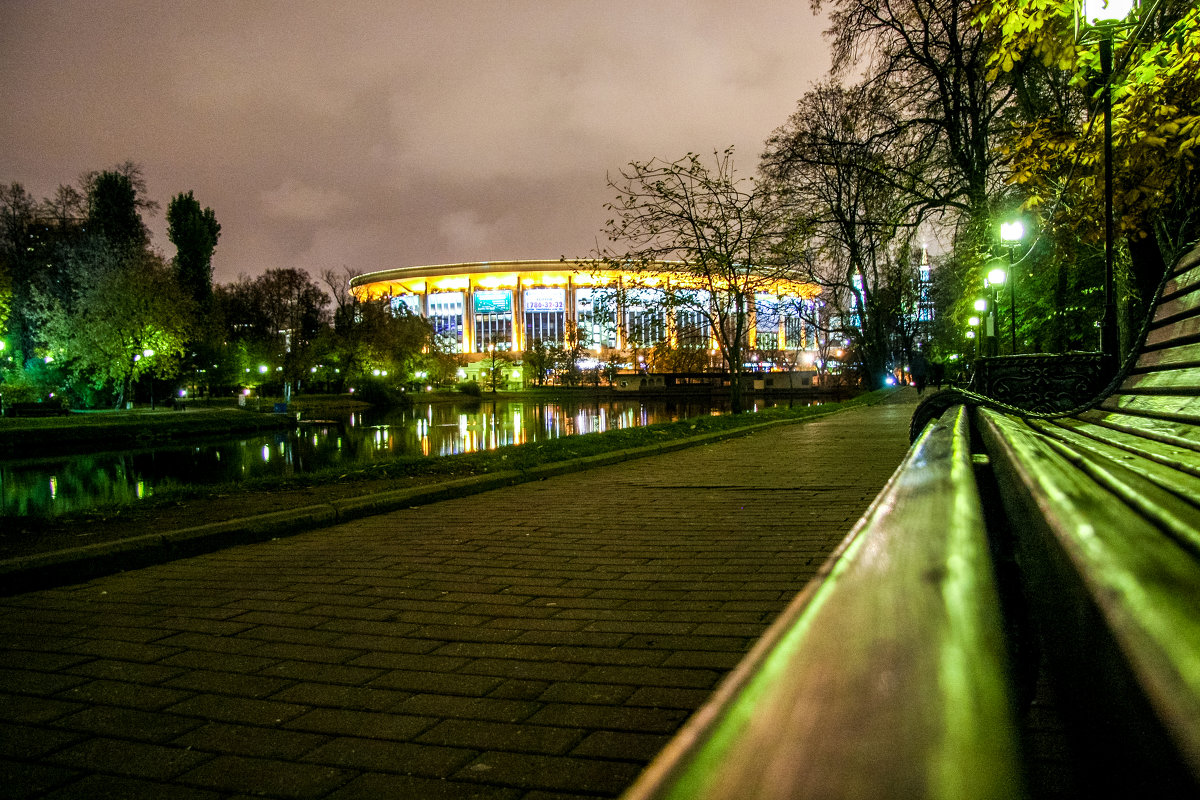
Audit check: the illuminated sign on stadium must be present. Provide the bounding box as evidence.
[473,290,512,315]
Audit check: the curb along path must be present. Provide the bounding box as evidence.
[1,395,918,800]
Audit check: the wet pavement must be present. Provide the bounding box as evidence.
[0,391,919,799]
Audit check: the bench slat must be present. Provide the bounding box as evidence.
[1076,407,1200,448]
[1145,317,1200,348]
[1151,284,1200,326]
[1163,247,1200,293]
[1132,341,1200,370]
[1116,369,1200,393]
[1098,392,1200,426]
[978,408,1200,783]
[1027,418,1200,556]
[624,406,1023,800]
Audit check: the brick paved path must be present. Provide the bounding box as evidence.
[1,396,917,800]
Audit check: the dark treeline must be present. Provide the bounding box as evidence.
[0,164,461,409]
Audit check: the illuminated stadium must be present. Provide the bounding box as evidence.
[350,260,821,369]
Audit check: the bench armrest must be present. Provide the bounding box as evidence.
[623,405,1023,800]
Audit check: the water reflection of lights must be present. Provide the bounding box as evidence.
[6,397,795,518]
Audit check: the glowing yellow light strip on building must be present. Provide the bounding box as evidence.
[476,274,518,289]
[521,273,570,286]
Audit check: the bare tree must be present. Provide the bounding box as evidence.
[592,148,805,412]
[764,81,920,387]
[817,0,1017,232]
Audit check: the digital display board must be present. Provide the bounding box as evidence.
[473,290,512,315]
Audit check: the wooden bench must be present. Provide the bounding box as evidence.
[619,242,1200,800]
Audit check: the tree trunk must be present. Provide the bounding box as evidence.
[1127,234,1166,338]
[729,370,744,414]
[1052,261,1070,353]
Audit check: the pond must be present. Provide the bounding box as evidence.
[0,396,794,518]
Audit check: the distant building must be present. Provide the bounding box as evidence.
[350,260,821,366]
[915,246,936,340]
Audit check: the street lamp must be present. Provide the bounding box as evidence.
[969,315,982,358]
[1081,0,1136,374]
[1000,221,1023,353]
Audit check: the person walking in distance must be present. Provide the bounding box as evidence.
[911,348,930,395]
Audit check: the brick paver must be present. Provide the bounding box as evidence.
[1,394,917,799]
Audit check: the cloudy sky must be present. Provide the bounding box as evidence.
[2,1,832,285]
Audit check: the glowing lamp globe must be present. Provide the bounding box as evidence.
[1000,221,1024,243]
[987,267,1008,286]
[1083,0,1135,24]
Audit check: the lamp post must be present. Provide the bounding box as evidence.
[986,266,1007,356]
[1000,221,1023,353]
[968,316,981,360]
[974,297,995,357]
[135,348,157,409]
[1082,0,1135,374]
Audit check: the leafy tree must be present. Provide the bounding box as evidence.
[0,265,10,341]
[0,183,39,364]
[648,342,711,373]
[522,339,554,387]
[84,166,154,253]
[594,148,798,412]
[554,323,588,386]
[167,191,223,397]
[804,0,1048,364]
[35,250,194,407]
[217,268,329,399]
[168,191,221,308]
[482,338,515,392]
[354,301,434,382]
[524,323,590,386]
[425,335,468,387]
[320,267,453,391]
[977,0,1200,334]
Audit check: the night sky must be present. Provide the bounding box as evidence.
[1,1,831,284]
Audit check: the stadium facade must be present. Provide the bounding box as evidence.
[350,260,821,365]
